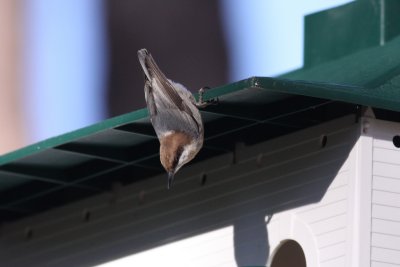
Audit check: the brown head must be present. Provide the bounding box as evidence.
[159,131,198,189]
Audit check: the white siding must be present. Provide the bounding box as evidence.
[0,115,359,267]
[372,262,400,267]
[371,248,400,265]
[371,119,400,267]
[320,256,346,267]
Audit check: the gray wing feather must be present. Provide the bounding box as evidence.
[144,81,157,117]
[140,49,202,138]
[150,88,202,138]
[144,55,187,111]
[152,109,199,138]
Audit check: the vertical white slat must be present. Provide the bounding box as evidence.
[346,117,373,267]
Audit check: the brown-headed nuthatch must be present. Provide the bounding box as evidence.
[138,49,210,189]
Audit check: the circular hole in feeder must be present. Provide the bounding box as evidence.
[269,239,306,267]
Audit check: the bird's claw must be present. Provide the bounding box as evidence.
[196,86,219,108]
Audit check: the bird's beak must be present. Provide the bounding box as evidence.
[167,171,175,189]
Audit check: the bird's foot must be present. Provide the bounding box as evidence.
[196,86,219,108]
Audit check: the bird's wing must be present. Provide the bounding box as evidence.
[152,108,196,136]
[144,81,157,117]
[147,87,201,137]
[140,50,201,134]
[142,52,194,117]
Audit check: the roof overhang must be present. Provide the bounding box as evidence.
[1,35,400,223]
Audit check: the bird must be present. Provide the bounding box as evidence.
[138,49,209,189]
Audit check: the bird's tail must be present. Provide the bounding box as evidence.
[137,48,168,85]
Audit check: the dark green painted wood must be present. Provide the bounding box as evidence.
[0,109,148,166]
[385,0,400,41]
[304,0,400,68]
[283,34,400,87]
[1,69,399,169]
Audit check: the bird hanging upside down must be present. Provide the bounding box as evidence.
[138,49,213,189]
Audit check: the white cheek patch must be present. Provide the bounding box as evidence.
[177,143,197,167]
[178,150,189,167]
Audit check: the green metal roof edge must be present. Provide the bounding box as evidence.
[199,77,255,101]
[252,77,400,112]
[1,74,399,166]
[206,75,400,113]
[0,80,252,166]
[0,108,150,165]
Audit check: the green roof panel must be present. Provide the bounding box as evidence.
[1,35,400,223]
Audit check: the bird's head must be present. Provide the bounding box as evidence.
[159,131,199,189]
